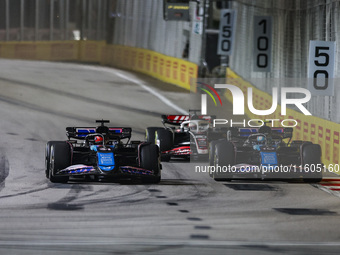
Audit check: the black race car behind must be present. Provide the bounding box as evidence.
[146,114,214,161]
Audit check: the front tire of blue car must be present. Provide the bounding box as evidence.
[49,142,70,183]
[140,144,161,184]
[213,141,235,181]
[45,141,65,179]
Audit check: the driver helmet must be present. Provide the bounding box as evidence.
[189,122,197,130]
[257,135,265,144]
[94,136,104,145]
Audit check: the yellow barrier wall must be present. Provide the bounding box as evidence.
[79,41,106,63]
[101,44,197,90]
[226,68,340,168]
[0,41,197,91]
[0,41,79,61]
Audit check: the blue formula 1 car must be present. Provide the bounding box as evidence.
[209,126,323,182]
[45,120,161,184]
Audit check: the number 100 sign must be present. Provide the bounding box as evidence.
[253,16,272,72]
[308,41,336,96]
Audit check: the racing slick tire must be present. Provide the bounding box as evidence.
[140,144,161,184]
[209,140,220,167]
[145,127,164,144]
[301,143,322,183]
[45,141,66,179]
[213,141,235,181]
[209,140,220,177]
[49,142,71,183]
[155,129,173,162]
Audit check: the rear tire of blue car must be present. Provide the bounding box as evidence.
[140,144,161,184]
[155,129,173,162]
[49,142,71,183]
[213,141,235,181]
[301,143,322,183]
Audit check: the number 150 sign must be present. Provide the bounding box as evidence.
[217,10,236,56]
[308,41,336,96]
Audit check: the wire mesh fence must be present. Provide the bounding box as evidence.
[112,0,191,61]
[230,0,340,123]
[0,0,339,123]
[0,0,107,41]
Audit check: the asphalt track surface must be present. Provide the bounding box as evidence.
[0,59,339,255]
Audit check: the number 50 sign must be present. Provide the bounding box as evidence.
[308,41,336,96]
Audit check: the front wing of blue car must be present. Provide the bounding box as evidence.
[56,164,154,177]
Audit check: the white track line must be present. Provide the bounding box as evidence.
[314,184,340,198]
[81,65,188,115]
[2,239,340,247]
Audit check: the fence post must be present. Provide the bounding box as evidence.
[50,0,54,40]
[35,0,39,41]
[5,0,9,41]
[20,0,24,40]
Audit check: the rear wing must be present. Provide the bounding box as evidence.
[66,127,132,140]
[236,127,293,139]
[162,115,216,125]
